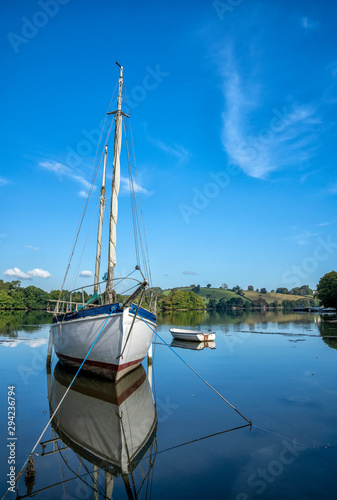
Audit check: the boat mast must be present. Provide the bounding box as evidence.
[106,63,124,303]
[94,145,108,293]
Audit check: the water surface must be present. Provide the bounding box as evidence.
[0,310,336,499]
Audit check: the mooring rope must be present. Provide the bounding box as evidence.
[2,308,114,500]
[138,317,252,425]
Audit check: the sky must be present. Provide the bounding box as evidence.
[1,0,337,293]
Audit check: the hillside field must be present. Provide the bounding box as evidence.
[161,287,312,305]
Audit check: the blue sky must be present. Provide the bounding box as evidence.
[1,0,336,293]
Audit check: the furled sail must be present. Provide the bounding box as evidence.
[106,65,123,301]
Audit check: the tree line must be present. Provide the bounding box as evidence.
[1,272,336,311]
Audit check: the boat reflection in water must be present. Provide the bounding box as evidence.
[44,361,157,499]
[170,339,216,350]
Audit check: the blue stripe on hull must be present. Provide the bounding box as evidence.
[53,302,156,324]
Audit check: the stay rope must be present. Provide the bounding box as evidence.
[138,317,252,425]
[2,308,114,500]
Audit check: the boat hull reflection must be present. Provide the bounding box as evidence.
[170,339,216,350]
[48,362,157,475]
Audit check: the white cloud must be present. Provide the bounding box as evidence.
[27,268,51,279]
[79,190,89,198]
[80,270,93,277]
[39,161,93,192]
[26,245,39,251]
[120,176,152,195]
[4,267,32,279]
[220,50,321,179]
[183,270,197,275]
[301,17,320,31]
[0,177,9,186]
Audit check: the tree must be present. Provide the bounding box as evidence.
[208,298,217,309]
[232,285,241,292]
[260,288,267,294]
[276,287,288,294]
[316,271,337,309]
[299,285,313,296]
[207,284,211,288]
[248,285,254,291]
[0,290,14,310]
[220,283,228,289]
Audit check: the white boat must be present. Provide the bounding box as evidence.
[170,328,216,342]
[43,362,157,499]
[49,64,156,381]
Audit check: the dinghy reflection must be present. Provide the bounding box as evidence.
[170,339,216,350]
[44,362,157,499]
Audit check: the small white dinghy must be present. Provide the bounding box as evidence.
[170,328,216,342]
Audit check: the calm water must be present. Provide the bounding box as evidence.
[0,310,336,499]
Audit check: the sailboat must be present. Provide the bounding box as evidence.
[49,64,156,381]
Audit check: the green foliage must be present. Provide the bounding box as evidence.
[248,285,254,291]
[317,271,337,309]
[251,297,267,308]
[276,287,288,294]
[0,290,14,310]
[260,288,267,294]
[159,291,205,310]
[208,297,217,309]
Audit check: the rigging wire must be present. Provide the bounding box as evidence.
[58,82,118,299]
[123,118,150,284]
[123,88,153,287]
[70,114,115,291]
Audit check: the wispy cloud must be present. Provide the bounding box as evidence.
[0,177,9,186]
[39,161,94,196]
[286,227,319,246]
[149,137,191,164]
[26,245,39,251]
[313,221,334,227]
[120,176,152,196]
[301,17,320,31]
[183,270,197,275]
[220,49,321,179]
[3,267,51,279]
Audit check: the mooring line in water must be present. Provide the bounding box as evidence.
[1,308,114,500]
[139,318,252,425]
[153,423,251,457]
[252,425,307,448]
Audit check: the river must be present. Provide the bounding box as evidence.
[0,310,336,499]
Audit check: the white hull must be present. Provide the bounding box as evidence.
[51,305,156,381]
[170,328,215,342]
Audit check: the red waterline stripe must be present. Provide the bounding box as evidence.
[56,352,143,373]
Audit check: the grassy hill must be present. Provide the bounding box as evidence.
[243,290,309,304]
[161,286,312,305]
